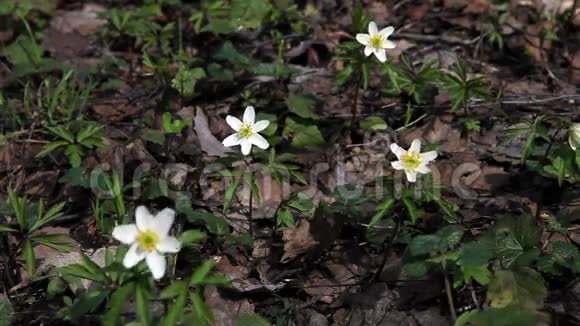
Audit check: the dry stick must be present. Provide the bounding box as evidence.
[392,32,481,46]
[442,260,457,321]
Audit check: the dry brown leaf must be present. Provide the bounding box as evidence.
[194,107,232,157]
[50,4,107,36]
[281,220,319,263]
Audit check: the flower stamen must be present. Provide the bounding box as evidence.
[402,151,421,171]
[239,125,254,139]
[136,230,159,252]
[369,35,384,49]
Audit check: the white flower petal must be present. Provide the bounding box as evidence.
[146,251,166,280]
[391,161,405,170]
[356,33,370,45]
[222,133,241,147]
[123,243,146,268]
[421,151,438,162]
[405,171,418,183]
[368,21,378,35]
[240,139,252,155]
[417,165,431,174]
[374,48,386,62]
[364,46,374,56]
[153,208,175,238]
[384,40,396,49]
[112,224,138,244]
[380,26,395,38]
[243,106,255,125]
[157,237,181,253]
[250,134,269,149]
[226,116,243,131]
[135,206,154,231]
[253,120,270,132]
[409,139,422,153]
[389,143,405,159]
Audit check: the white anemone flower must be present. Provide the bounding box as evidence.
[222,106,270,156]
[355,21,396,63]
[569,123,580,151]
[390,139,438,183]
[112,206,181,280]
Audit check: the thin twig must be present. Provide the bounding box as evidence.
[392,32,481,46]
[442,260,457,321]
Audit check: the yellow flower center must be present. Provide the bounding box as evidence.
[369,35,384,49]
[402,151,421,171]
[239,125,254,139]
[136,230,159,252]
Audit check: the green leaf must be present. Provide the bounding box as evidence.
[461,265,492,286]
[277,208,296,228]
[283,116,325,147]
[65,144,83,167]
[291,125,324,147]
[59,167,90,188]
[191,292,213,325]
[402,195,424,224]
[466,306,543,326]
[69,288,110,320]
[223,178,241,213]
[368,196,394,227]
[77,125,103,143]
[136,281,150,324]
[190,260,214,286]
[0,288,12,325]
[487,267,547,310]
[0,224,17,232]
[47,126,75,143]
[403,259,428,277]
[236,313,270,326]
[3,36,44,66]
[201,275,231,286]
[58,264,105,283]
[360,116,388,130]
[459,242,494,267]
[164,287,187,326]
[103,281,136,325]
[180,229,207,245]
[203,19,236,34]
[160,280,188,299]
[47,277,66,299]
[409,234,445,256]
[435,225,464,247]
[36,140,69,158]
[286,94,320,120]
[144,129,165,145]
[30,233,72,252]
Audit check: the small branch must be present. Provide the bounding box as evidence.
[392,32,481,46]
[442,260,457,321]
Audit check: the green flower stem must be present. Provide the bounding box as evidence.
[245,158,254,239]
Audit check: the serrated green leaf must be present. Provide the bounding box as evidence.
[459,242,494,267]
[286,94,320,120]
[487,267,547,310]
